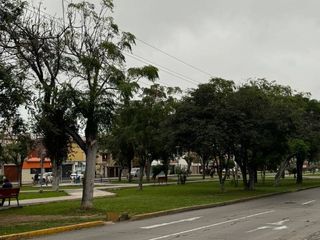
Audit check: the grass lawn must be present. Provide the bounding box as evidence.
[19,191,69,200]
[0,178,319,236]
[20,185,83,191]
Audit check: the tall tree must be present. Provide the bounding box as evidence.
[288,95,320,184]
[167,78,235,187]
[0,0,71,191]
[228,80,277,190]
[64,1,158,207]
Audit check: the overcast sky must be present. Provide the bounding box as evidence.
[31,0,320,99]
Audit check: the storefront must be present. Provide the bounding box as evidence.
[21,157,52,184]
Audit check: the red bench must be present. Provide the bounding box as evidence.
[0,188,20,207]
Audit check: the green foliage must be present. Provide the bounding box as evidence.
[128,66,159,82]
[65,0,160,143]
[0,61,29,164]
[288,139,310,158]
[0,63,28,129]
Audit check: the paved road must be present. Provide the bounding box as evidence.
[35,187,320,240]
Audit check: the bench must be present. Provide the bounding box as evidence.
[0,188,20,207]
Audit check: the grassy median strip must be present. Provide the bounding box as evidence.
[0,178,319,236]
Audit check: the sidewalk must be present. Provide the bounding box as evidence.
[24,188,115,205]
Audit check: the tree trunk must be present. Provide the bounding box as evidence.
[187,162,192,176]
[248,166,255,190]
[201,158,206,179]
[145,160,151,182]
[138,165,144,190]
[81,142,97,209]
[254,168,258,184]
[239,163,248,190]
[217,169,222,187]
[186,151,192,175]
[219,167,227,192]
[261,168,266,185]
[275,155,293,186]
[52,160,62,191]
[233,166,239,187]
[296,156,303,185]
[118,168,122,182]
[128,165,132,183]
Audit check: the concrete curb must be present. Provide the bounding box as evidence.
[131,185,320,221]
[0,221,108,240]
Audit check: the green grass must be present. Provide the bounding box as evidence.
[0,178,319,236]
[20,185,83,191]
[19,191,68,200]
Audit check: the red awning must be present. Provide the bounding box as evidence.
[22,158,52,169]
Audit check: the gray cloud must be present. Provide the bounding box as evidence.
[33,0,320,98]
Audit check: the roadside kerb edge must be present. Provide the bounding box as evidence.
[0,221,108,240]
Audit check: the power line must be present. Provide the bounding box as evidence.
[22,3,201,89]
[134,37,213,78]
[124,52,200,86]
[64,0,211,79]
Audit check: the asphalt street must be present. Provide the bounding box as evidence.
[34,187,320,240]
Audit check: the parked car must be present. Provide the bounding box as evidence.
[70,173,84,183]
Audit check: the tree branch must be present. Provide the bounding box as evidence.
[64,126,87,154]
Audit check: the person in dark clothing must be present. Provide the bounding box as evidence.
[2,178,12,188]
[1,178,13,206]
[33,173,39,185]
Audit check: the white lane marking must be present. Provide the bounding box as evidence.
[273,225,288,230]
[302,200,316,205]
[141,217,202,229]
[147,210,274,240]
[247,219,289,233]
[267,219,289,225]
[247,226,272,233]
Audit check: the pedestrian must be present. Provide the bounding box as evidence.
[45,175,49,186]
[2,178,12,188]
[1,178,13,206]
[34,173,39,185]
